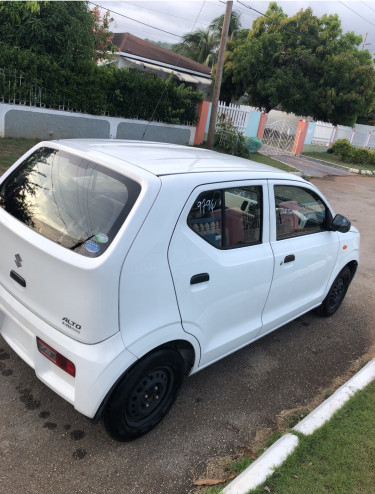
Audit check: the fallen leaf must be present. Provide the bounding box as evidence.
[264,486,271,492]
[292,474,299,479]
[240,446,257,460]
[193,474,236,486]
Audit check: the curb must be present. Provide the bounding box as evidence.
[223,358,375,494]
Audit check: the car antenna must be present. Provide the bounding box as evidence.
[141,3,206,141]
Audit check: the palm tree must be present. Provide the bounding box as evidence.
[174,28,218,67]
[209,11,242,41]
[174,12,242,68]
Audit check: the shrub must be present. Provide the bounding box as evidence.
[368,150,375,167]
[352,147,372,165]
[331,139,355,162]
[214,114,250,158]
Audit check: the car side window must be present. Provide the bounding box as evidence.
[187,186,262,248]
[275,185,328,240]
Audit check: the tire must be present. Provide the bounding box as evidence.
[104,349,184,441]
[315,267,351,317]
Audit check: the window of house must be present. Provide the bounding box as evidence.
[187,186,262,248]
[274,185,328,240]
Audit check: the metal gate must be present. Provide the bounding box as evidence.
[261,119,298,156]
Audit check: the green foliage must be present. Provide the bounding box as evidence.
[221,3,375,125]
[214,114,250,158]
[331,139,355,162]
[0,43,202,124]
[174,12,242,67]
[331,139,375,166]
[0,1,95,69]
[352,147,372,165]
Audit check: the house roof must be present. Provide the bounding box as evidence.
[112,33,212,77]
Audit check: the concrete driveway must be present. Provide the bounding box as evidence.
[261,151,353,177]
[0,176,374,494]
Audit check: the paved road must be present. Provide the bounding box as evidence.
[1,177,374,494]
[261,151,353,177]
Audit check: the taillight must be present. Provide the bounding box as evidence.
[37,338,76,377]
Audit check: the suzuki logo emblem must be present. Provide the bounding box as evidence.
[14,254,23,268]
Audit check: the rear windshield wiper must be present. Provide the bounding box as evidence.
[70,234,95,250]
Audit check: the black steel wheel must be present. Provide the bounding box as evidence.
[316,267,351,317]
[104,349,184,441]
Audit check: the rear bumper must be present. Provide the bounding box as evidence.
[0,284,137,418]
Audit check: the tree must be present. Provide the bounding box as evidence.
[90,5,117,62]
[209,10,242,41]
[174,12,242,67]
[0,1,115,68]
[174,28,218,67]
[221,3,375,125]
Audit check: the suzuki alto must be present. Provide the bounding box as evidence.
[0,140,359,440]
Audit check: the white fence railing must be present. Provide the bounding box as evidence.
[217,101,252,134]
[311,121,333,145]
[335,125,352,141]
[310,121,375,150]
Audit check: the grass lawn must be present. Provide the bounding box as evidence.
[303,151,375,172]
[0,137,40,175]
[204,144,299,173]
[203,380,375,494]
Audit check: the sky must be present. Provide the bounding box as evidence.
[93,0,375,54]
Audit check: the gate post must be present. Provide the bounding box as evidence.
[291,120,309,154]
[364,132,371,149]
[329,126,338,146]
[194,101,210,146]
[256,112,267,139]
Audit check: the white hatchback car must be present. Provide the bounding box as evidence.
[0,140,359,441]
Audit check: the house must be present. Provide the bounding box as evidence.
[112,33,212,98]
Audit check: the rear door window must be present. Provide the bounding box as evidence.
[187,186,262,248]
[0,147,141,257]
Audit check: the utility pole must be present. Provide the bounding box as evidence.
[361,32,368,51]
[206,0,233,150]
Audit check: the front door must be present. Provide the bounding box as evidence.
[260,181,340,334]
[168,181,274,368]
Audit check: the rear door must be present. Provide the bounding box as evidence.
[168,181,274,368]
[260,180,340,335]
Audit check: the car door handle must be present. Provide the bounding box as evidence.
[284,254,295,264]
[190,273,210,285]
[10,270,26,287]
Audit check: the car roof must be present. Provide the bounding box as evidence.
[50,139,301,181]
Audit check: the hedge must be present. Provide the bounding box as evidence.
[0,43,203,125]
[332,139,375,166]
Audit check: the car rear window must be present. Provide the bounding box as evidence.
[0,147,141,257]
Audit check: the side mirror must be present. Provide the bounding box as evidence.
[331,214,351,233]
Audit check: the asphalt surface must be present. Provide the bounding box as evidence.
[1,176,374,494]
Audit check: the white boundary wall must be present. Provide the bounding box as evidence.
[0,103,196,145]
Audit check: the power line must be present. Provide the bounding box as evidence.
[88,2,181,38]
[361,1,375,14]
[339,1,375,28]
[141,1,207,140]
[113,21,179,43]
[123,1,203,23]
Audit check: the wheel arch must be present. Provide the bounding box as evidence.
[91,339,197,424]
